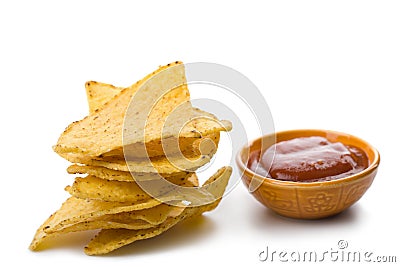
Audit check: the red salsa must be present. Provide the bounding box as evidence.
[248,136,369,182]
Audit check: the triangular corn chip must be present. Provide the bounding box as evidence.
[47,204,185,235]
[66,164,190,182]
[29,197,161,250]
[99,204,185,226]
[54,62,190,159]
[81,154,211,174]
[32,205,185,251]
[85,81,123,114]
[85,80,224,160]
[48,219,153,235]
[65,173,198,202]
[54,62,232,161]
[84,209,198,255]
[84,166,232,255]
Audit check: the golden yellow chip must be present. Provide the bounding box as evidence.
[100,204,185,226]
[84,166,232,255]
[120,108,229,159]
[30,61,233,255]
[66,164,190,182]
[81,154,211,174]
[65,176,149,203]
[30,167,231,252]
[29,197,162,251]
[54,62,231,162]
[47,218,153,236]
[65,173,198,202]
[101,131,221,160]
[54,62,189,159]
[85,80,223,161]
[32,204,185,251]
[85,81,123,114]
[84,208,201,255]
[46,204,185,235]
[57,203,183,235]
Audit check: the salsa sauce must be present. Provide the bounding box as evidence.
[248,136,369,182]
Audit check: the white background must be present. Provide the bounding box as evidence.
[1,1,399,266]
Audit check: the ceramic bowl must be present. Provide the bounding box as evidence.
[236,129,380,219]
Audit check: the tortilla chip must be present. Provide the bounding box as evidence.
[123,109,226,160]
[86,81,223,159]
[82,154,211,174]
[32,204,185,251]
[84,166,232,255]
[54,62,232,161]
[29,197,162,250]
[31,61,233,255]
[85,80,223,159]
[54,62,189,158]
[84,208,199,255]
[49,218,153,235]
[66,164,190,182]
[59,114,226,164]
[153,166,232,208]
[65,176,149,203]
[47,204,185,235]
[30,167,231,252]
[30,172,199,251]
[65,174,198,202]
[61,131,220,164]
[85,81,123,114]
[61,130,221,165]
[102,131,221,160]
[103,205,184,225]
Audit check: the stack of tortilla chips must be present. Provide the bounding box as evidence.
[30,62,232,255]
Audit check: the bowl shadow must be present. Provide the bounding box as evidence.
[251,203,363,238]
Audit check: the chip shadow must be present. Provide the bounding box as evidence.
[250,202,362,239]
